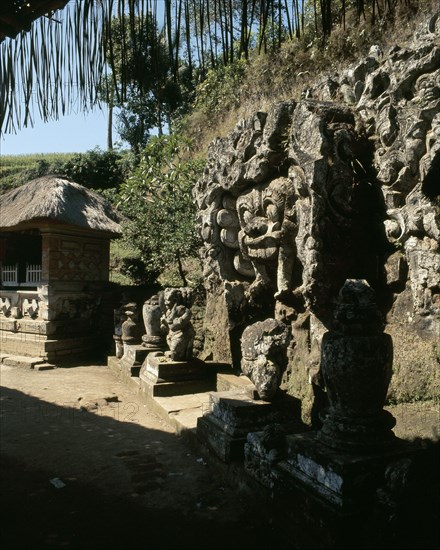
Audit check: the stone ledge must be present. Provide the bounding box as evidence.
[1,355,47,368]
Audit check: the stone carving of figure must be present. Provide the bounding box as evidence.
[235,177,297,302]
[240,318,291,401]
[161,288,195,361]
[142,293,165,349]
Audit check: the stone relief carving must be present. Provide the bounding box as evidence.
[194,16,439,412]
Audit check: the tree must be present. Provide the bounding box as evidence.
[1,0,413,133]
[116,134,205,286]
[103,13,194,152]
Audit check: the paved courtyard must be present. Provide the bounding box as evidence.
[0,362,278,550]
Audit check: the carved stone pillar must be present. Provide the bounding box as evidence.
[318,279,396,451]
[121,302,143,348]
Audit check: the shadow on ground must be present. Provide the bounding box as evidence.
[0,386,280,550]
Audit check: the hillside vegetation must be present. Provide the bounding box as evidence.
[1,153,75,190]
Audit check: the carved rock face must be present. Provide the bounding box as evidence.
[194,18,439,405]
[241,318,290,401]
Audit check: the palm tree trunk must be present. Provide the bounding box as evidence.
[107,103,113,150]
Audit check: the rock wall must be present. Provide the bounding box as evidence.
[194,15,439,421]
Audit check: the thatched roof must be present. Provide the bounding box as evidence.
[0,1,69,41]
[0,176,123,236]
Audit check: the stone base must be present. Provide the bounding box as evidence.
[0,329,97,361]
[245,431,411,509]
[139,352,215,397]
[197,390,302,462]
[120,344,151,377]
[216,372,259,399]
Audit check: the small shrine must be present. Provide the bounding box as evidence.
[0,175,122,362]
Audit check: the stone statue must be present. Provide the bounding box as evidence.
[160,288,195,361]
[240,318,291,401]
[318,279,396,451]
[142,294,165,350]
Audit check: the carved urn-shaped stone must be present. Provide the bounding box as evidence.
[121,303,143,347]
[318,279,396,451]
[142,294,165,350]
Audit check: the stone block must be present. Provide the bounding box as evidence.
[216,372,259,399]
[144,352,210,383]
[33,362,56,371]
[139,353,215,397]
[120,344,150,377]
[246,431,412,509]
[2,355,46,369]
[197,390,301,462]
[0,319,16,331]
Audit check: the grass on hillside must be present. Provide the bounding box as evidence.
[0,152,76,191]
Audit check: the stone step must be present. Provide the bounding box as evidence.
[1,355,47,369]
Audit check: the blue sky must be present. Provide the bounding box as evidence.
[1,108,112,156]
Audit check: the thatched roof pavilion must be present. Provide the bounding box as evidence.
[0,176,122,236]
[0,176,124,361]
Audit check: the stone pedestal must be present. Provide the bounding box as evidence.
[245,431,411,509]
[139,351,214,397]
[197,389,302,462]
[120,344,150,377]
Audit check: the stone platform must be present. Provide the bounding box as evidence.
[107,355,219,435]
[245,430,414,509]
[139,351,216,398]
[198,390,302,462]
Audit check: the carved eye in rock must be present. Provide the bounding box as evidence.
[217,208,239,228]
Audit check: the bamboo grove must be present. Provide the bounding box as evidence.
[1,0,415,134]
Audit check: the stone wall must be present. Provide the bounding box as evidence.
[194,15,439,421]
[42,232,110,282]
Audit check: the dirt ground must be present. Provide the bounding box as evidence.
[1,360,438,550]
[0,361,281,550]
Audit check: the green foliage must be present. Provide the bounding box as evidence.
[60,147,127,190]
[0,149,134,193]
[194,56,248,118]
[0,153,75,192]
[116,134,205,286]
[103,14,194,152]
[109,239,158,285]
